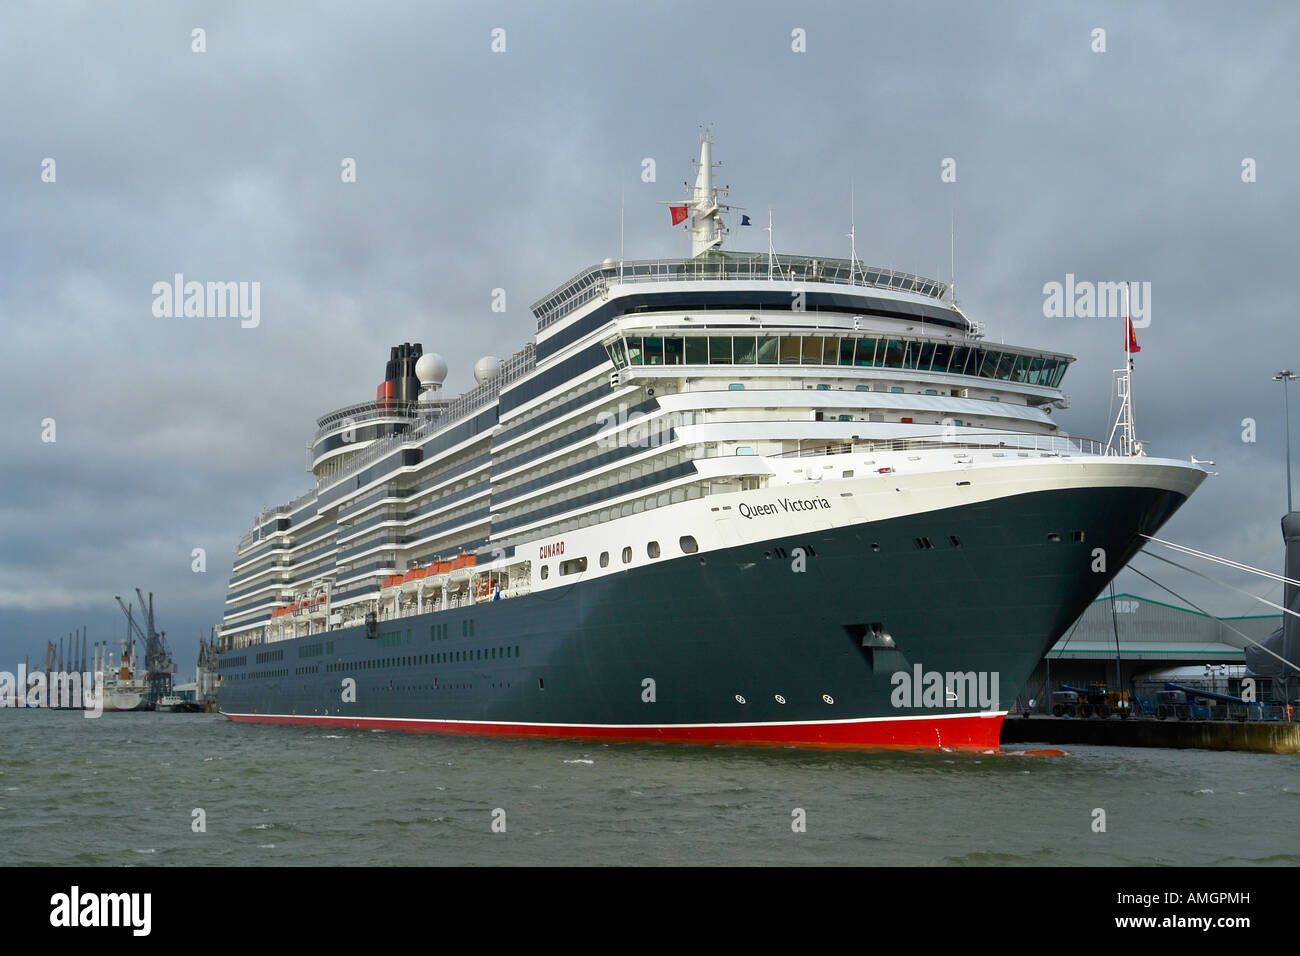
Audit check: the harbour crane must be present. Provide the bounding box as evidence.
[114,589,176,707]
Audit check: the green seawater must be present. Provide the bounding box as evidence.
[1,710,1296,865]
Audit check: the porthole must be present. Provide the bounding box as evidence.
[647,541,661,558]
[599,551,610,568]
[540,565,549,579]
[679,535,698,554]
[622,546,632,564]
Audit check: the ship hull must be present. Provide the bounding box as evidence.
[220,480,1192,750]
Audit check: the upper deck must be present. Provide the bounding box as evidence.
[530,252,954,334]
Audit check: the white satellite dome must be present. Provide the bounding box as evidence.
[473,356,502,385]
[601,257,616,269]
[415,352,448,386]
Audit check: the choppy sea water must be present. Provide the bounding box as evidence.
[2,710,1296,866]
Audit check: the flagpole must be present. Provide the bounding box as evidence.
[766,207,775,280]
[619,184,625,281]
[1126,281,1136,455]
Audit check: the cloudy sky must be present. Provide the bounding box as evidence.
[2,1,1296,671]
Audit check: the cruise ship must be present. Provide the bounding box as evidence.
[216,134,1207,750]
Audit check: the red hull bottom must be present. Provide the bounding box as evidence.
[221,711,1006,752]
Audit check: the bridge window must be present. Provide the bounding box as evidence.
[685,336,708,364]
[780,336,802,365]
[801,336,823,364]
[663,337,684,365]
[643,337,664,365]
[733,335,757,364]
[881,339,905,369]
[824,337,842,365]
[757,335,779,364]
[709,337,732,364]
[839,338,856,365]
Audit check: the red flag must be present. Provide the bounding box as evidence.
[669,205,689,226]
[1125,315,1141,354]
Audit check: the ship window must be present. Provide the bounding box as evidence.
[1047,533,1061,542]
[948,347,969,376]
[709,337,732,364]
[824,336,842,366]
[643,337,664,366]
[835,338,852,366]
[560,556,588,575]
[915,342,936,370]
[647,541,661,558]
[881,340,905,369]
[1073,531,1085,542]
[599,551,609,568]
[854,338,877,367]
[889,386,903,393]
[855,384,870,392]
[733,335,757,364]
[610,338,628,368]
[663,337,684,365]
[931,343,953,372]
[626,337,644,366]
[679,535,698,554]
[756,335,779,364]
[779,336,802,365]
[622,546,632,564]
[684,337,708,364]
[1026,356,1045,385]
[728,383,745,390]
[735,446,754,455]
[924,389,938,395]
[801,336,823,365]
[540,565,549,580]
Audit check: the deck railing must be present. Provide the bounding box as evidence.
[532,254,951,331]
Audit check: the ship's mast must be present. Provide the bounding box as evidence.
[690,130,724,256]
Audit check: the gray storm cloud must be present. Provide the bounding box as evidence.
[1,0,1296,662]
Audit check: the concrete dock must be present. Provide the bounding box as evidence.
[1000,716,1300,754]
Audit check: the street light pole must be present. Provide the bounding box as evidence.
[1276,370,1297,513]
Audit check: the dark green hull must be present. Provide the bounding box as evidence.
[220,483,1188,749]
